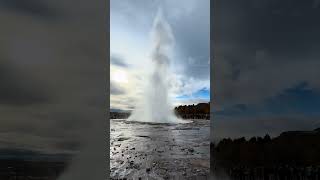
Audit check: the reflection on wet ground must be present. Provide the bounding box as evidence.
[110,119,210,180]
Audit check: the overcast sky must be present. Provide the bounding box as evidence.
[213,0,320,140]
[110,0,210,111]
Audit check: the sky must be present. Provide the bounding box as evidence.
[212,0,320,140]
[110,0,210,111]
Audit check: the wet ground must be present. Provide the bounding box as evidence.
[110,119,210,180]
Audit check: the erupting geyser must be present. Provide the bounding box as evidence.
[128,9,187,124]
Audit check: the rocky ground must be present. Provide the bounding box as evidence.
[110,119,210,180]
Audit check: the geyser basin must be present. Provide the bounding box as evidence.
[127,118,192,125]
[110,119,210,179]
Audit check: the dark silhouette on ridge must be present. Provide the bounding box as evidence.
[174,102,210,120]
[213,128,320,179]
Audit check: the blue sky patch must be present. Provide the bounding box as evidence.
[176,88,210,101]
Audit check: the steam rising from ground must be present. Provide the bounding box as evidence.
[128,9,186,124]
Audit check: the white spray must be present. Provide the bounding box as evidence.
[128,9,186,124]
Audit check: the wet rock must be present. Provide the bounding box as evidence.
[188,148,194,153]
[110,119,210,179]
[137,135,151,138]
[146,168,151,173]
[116,160,124,164]
[118,137,130,141]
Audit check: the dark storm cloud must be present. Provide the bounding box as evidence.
[0,0,59,19]
[0,60,50,106]
[212,116,320,141]
[213,0,320,107]
[170,2,210,80]
[54,141,82,151]
[314,0,320,8]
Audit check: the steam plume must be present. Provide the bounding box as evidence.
[128,8,185,124]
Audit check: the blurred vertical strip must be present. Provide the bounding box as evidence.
[0,0,109,179]
[210,0,214,178]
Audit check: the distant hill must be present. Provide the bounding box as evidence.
[174,102,210,119]
[110,102,210,120]
[213,127,320,168]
